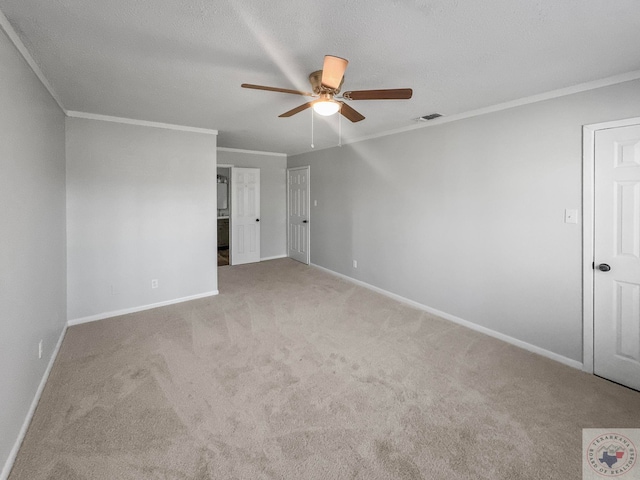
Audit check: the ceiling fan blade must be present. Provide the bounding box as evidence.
[342,88,413,100]
[339,102,365,123]
[241,83,313,96]
[279,101,318,118]
[321,55,348,90]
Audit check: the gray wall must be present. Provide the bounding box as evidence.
[66,118,218,321]
[217,149,287,260]
[289,79,640,364]
[0,28,66,475]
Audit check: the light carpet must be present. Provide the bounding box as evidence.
[9,258,640,479]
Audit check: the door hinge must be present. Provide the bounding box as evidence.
[592,262,595,270]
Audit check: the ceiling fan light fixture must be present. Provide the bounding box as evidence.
[313,99,340,116]
[242,54,412,123]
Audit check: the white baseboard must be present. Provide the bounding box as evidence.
[1,323,68,480]
[67,290,219,327]
[311,264,583,371]
[261,254,287,262]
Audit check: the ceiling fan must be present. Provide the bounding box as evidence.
[241,55,412,123]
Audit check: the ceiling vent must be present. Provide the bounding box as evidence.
[417,113,443,121]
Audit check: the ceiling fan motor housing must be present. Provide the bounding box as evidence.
[309,70,343,95]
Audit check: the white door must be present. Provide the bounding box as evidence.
[594,124,640,390]
[231,167,260,265]
[287,166,310,264]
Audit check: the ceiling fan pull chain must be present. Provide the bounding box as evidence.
[311,108,315,148]
[338,109,342,147]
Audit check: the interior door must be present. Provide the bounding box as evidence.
[231,167,260,265]
[287,166,310,264]
[594,124,640,390]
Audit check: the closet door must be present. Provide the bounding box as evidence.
[231,168,260,265]
[287,166,310,264]
[593,124,640,390]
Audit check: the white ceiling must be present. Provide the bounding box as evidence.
[2,0,640,155]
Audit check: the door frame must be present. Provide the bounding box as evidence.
[582,116,640,374]
[287,166,311,264]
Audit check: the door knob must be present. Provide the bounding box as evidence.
[256,218,260,222]
[303,220,308,223]
[598,263,611,272]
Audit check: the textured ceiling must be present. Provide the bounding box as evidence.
[2,0,640,155]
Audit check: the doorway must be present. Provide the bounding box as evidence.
[217,166,231,266]
[583,117,640,391]
[287,166,310,264]
[217,165,262,268]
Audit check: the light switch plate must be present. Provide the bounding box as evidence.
[564,209,578,224]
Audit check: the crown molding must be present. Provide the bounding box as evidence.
[0,8,66,113]
[294,69,640,156]
[66,111,218,135]
[217,147,287,157]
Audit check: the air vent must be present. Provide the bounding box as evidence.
[418,113,443,121]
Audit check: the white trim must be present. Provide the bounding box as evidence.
[311,263,584,371]
[66,111,218,135]
[67,291,218,327]
[297,70,640,155]
[582,117,640,132]
[582,125,596,374]
[217,147,286,157]
[581,116,640,375]
[1,324,67,480]
[0,9,66,113]
[260,254,287,261]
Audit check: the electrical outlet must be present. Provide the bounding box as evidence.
[314,200,318,207]
[38,340,43,359]
[110,284,117,296]
[353,260,358,268]
[151,279,158,289]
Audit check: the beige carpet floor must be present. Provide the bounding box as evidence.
[9,258,640,479]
